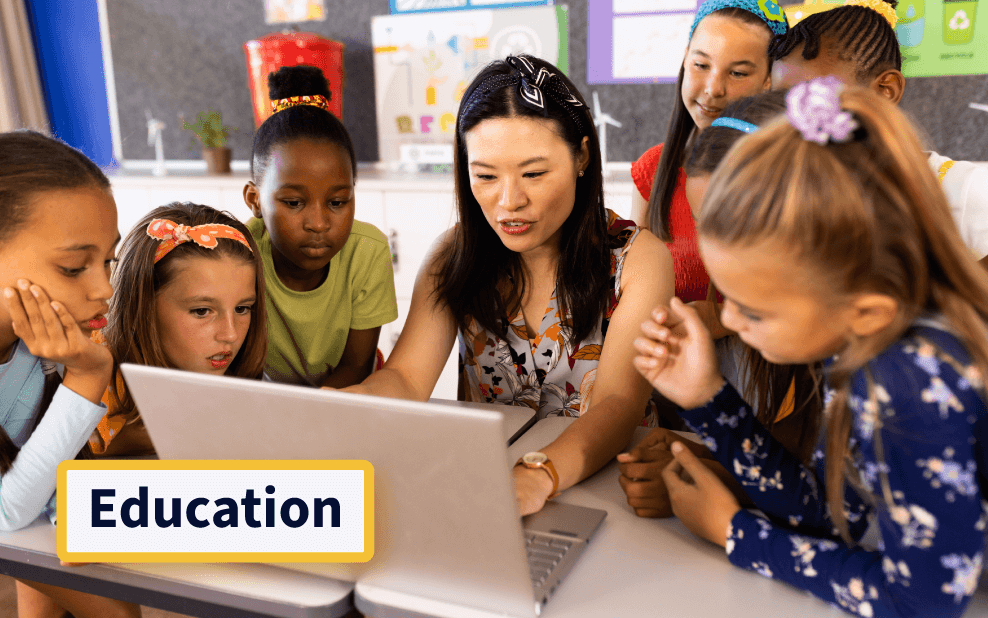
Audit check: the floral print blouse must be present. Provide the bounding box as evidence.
[679,321,988,618]
[460,209,656,424]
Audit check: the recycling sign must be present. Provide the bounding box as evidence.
[897,0,985,76]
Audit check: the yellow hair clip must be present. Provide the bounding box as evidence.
[270,94,330,115]
[844,0,898,28]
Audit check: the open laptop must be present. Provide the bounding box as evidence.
[121,364,606,618]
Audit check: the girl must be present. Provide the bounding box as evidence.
[244,65,398,387]
[635,79,988,617]
[769,0,988,268]
[620,91,825,519]
[347,55,673,516]
[631,0,787,302]
[0,131,139,617]
[89,202,267,457]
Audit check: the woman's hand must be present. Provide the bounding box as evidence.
[4,280,112,404]
[633,297,724,410]
[662,442,741,547]
[513,465,555,516]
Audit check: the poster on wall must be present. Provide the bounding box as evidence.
[782,0,986,77]
[587,0,701,84]
[264,0,326,23]
[390,0,553,14]
[372,5,568,165]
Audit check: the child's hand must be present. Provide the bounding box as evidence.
[686,300,733,340]
[617,430,676,517]
[633,298,724,410]
[662,442,741,548]
[4,280,112,404]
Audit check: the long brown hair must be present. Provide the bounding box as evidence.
[103,203,268,423]
[647,7,774,239]
[698,86,988,539]
[0,131,110,474]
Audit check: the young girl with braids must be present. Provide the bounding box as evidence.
[630,0,787,302]
[635,79,988,617]
[0,131,140,617]
[771,0,988,266]
[88,202,268,457]
[244,65,398,387]
[347,55,673,516]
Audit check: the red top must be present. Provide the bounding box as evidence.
[631,143,709,303]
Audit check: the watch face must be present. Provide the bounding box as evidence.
[522,452,548,465]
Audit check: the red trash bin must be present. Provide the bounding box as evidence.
[244,31,345,127]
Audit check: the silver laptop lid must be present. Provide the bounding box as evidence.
[121,364,538,618]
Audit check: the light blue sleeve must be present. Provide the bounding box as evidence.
[0,385,106,531]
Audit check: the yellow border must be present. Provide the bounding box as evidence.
[56,460,374,563]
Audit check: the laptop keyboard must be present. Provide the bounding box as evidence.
[525,531,573,587]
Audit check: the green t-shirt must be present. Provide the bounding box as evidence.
[247,218,398,386]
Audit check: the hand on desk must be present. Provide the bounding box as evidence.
[662,442,741,548]
[514,464,555,516]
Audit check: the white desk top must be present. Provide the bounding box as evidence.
[359,417,988,618]
[0,520,353,617]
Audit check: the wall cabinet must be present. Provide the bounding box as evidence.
[108,168,636,400]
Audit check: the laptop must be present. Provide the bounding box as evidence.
[121,364,606,618]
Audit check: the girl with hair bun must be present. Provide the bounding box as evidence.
[244,65,398,387]
[348,55,673,516]
[635,80,988,617]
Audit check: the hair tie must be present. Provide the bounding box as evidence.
[146,219,253,264]
[710,117,760,133]
[271,94,330,115]
[690,0,789,39]
[843,0,898,27]
[786,77,859,145]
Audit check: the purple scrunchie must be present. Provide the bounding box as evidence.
[785,76,859,145]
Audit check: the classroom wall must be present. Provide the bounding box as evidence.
[107,0,988,164]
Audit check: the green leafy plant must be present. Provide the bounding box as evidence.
[181,110,236,148]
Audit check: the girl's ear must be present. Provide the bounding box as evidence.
[243,182,262,219]
[872,70,905,104]
[848,293,899,338]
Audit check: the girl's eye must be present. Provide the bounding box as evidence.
[741,311,762,323]
[731,71,750,78]
[474,174,495,181]
[281,198,304,208]
[60,266,85,277]
[693,62,709,70]
[329,199,350,208]
[235,305,254,315]
[191,308,210,318]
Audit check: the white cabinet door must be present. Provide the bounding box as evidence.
[379,298,458,400]
[110,185,152,238]
[384,191,457,298]
[354,188,386,233]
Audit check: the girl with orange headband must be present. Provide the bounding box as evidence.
[88,202,268,456]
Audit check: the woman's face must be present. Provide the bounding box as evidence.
[154,254,256,375]
[464,116,589,259]
[682,14,772,131]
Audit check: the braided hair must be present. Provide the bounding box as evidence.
[769,1,901,82]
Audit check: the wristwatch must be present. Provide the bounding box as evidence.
[516,451,560,499]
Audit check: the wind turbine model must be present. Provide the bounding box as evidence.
[592,91,622,176]
[146,109,166,177]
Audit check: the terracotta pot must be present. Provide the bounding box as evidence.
[202,147,232,174]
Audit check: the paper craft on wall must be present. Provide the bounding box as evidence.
[372,5,568,164]
[264,0,326,24]
[390,0,553,14]
[587,0,701,84]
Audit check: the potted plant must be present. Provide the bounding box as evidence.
[181,110,236,174]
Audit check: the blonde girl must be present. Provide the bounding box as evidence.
[635,79,988,617]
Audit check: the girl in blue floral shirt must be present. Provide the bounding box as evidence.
[633,78,988,617]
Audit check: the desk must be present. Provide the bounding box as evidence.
[0,521,353,618]
[356,417,988,618]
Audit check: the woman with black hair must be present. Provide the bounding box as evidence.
[347,55,673,515]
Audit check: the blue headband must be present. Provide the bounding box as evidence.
[710,117,760,133]
[689,0,789,38]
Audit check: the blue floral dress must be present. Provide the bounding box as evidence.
[679,320,988,618]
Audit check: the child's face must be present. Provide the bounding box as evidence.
[464,116,588,258]
[154,254,256,375]
[771,44,862,91]
[682,14,772,131]
[246,139,355,290]
[700,236,855,364]
[0,187,118,339]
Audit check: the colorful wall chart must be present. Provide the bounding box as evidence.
[782,0,986,77]
[587,0,702,84]
[390,0,552,14]
[372,5,568,163]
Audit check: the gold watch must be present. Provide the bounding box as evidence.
[516,451,560,499]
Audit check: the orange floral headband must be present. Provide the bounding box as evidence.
[271,94,330,114]
[146,219,253,264]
